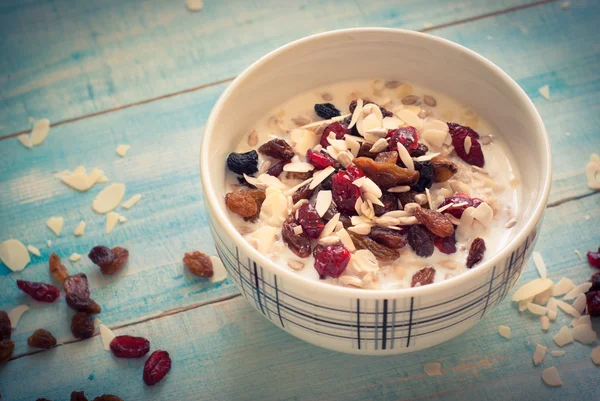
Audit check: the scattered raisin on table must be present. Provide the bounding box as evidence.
[353,157,419,188]
[407,225,434,257]
[587,247,600,268]
[88,245,115,266]
[143,350,172,386]
[282,215,311,258]
[313,244,351,279]
[314,103,341,120]
[349,232,400,261]
[258,138,295,161]
[412,267,436,287]
[0,339,15,363]
[28,329,57,349]
[434,232,457,254]
[71,312,94,339]
[447,122,485,167]
[110,335,150,358]
[70,391,88,401]
[226,150,259,175]
[292,183,315,204]
[49,253,69,284]
[92,396,124,401]
[368,227,407,249]
[0,311,10,341]
[16,280,60,303]
[466,237,486,268]
[225,188,265,218]
[100,247,129,275]
[64,273,101,314]
[413,208,454,238]
[297,203,324,239]
[183,251,214,278]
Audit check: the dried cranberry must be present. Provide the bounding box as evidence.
[447,122,485,167]
[0,339,14,363]
[143,350,172,386]
[71,312,94,339]
[313,244,351,279]
[590,272,600,291]
[373,193,398,217]
[88,246,114,267]
[64,273,101,314]
[16,280,60,303]
[331,171,361,215]
[407,226,434,257]
[412,161,434,192]
[437,194,483,218]
[412,267,436,287]
[110,335,150,358]
[297,203,325,239]
[307,149,336,170]
[0,311,10,341]
[345,165,365,181]
[226,150,259,175]
[320,122,348,147]
[258,139,295,161]
[466,238,486,268]
[434,232,457,254]
[282,215,311,258]
[266,160,288,177]
[292,183,315,204]
[28,329,57,349]
[587,248,600,268]
[314,103,341,120]
[387,127,420,151]
[586,291,600,317]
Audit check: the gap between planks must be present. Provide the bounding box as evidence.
[0,0,560,141]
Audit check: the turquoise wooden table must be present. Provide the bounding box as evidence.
[1,0,599,399]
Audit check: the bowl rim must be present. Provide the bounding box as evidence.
[200,27,552,300]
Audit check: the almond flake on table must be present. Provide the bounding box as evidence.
[47,240,52,247]
[592,346,600,365]
[56,166,107,192]
[553,326,573,347]
[423,362,442,376]
[552,277,575,297]
[532,252,547,279]
[586,153,600,189]
[0,239,31,271]
[93,183,126,213]
[46,216,64,236]
[563,282,592,300]
[533,344,547,365]
[512,278,553,301]
[556,299,581,317]
[99,324,116,351]
[115,144,131,157]
[106,212,120,234]
[209,256,228,283]
[118,215,127,223]
[74,221,86,237]
[551,350,565,357]
[571,315,591,327]
[540,316,550,331]
[122,194,142,209]
[17,118,50,148]
[27,245,41,257]
[8,305,30,329]
[538,85,550,100]
[185,0,203,11]
[69,253,82,262]
[571,293,587,314]
[498,325,511,339]
[541,367,562,387]
[571,324,597,344]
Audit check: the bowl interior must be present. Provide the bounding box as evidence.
[201,28,550,293]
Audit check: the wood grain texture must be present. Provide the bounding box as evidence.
[1,194,598,400]
[0,0,539,134]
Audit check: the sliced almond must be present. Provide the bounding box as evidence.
[320,213,340,238]
[540,316,550,331]
[106,212,119,234]
[309,166,334,190]
[563,282,593,300]
[423,362,442,376]
[30,118,50,146]
[512,278,553,301]
[27,245,41,257]
[527,303,548,316]
[571,324,597,344]
[74,221,86,237]
[46,216,64,236]
[315,190,332,217]
[532,252,547,279]
[93,183,126,214]
[553,325,573,347]
[571,293,587,314]
[541,367,561,387]
[592,346,600,365]
[498,325,511,339]
[210,256,228,283]
[552,277,575,296]
[533,344,547,366]
[8,305,30,329]
[556,299,581,317]
[116,144,131,157]
[122,194,142,209]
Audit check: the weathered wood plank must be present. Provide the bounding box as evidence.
[0,0,540,134]
[1,193,598,400]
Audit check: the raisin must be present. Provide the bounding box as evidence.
[396,190,418,207]
[105,247,129,275]
[374,151,398,164]
[297,203,325,239]
[70,392,88,401]
[225,188,265,218]
[411,267,436,287]
[353,157,419,189]
[585,291,600,317]
[387,127,419,151]
[307,149,336,170]
[314,103,341,120]
[349,99,393,118]
[332,171,361,214]
[27,329,57,349]
[143,350,172,386]
[447,122,485,167]
[409,143,429,157]
[466,237,486,268]
[412,161,435,192]
[349,232,400,261]
[183,251,213,278]
[320,121,348,148]
[259,138,295,161]
[0,311,10,341]
[286,171,313,181]
[373,193,398,217]
[437,194,483,218]
[434,232,457,254]
[92,396,124,401]
[266,160,288,177]
[357,142,378,159]
[226,150,259,175]
[71,312,94,339]
[0,340,14,363]
[407,225,434,257]
[368,227,407,249]
[431,156,458,183]
[282,215,311,258]
[587,248,600,268]
[322,202,339,222]
[313,244,351,279]
[413,208,454,238]
[16,280,60,303]
[590,272,600,291]
[110,335,150,358]
[319,173,334,191]
[64,273,102,314]
[291,183,314,205]
[88,246,114,267]
[49,253,69,284]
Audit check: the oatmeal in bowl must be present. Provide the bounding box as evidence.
[200,28,550,354]
[223,79,520,291]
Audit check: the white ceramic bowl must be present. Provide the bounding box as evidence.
[200,28,551,355]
